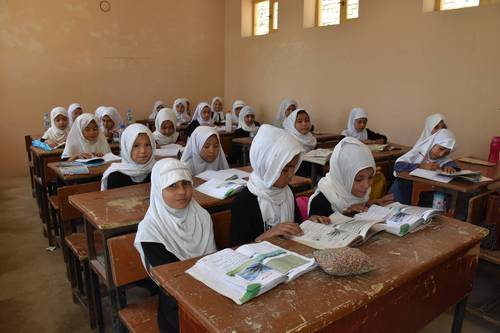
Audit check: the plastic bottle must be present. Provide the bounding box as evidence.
[225,112,233,133]
[126,108,134,125]
[488,136,500,165]
[43,112,51,130]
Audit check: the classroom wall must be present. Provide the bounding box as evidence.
[0,0,225,178]
[224,0,500,159]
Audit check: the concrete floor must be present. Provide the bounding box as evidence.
[0,177,498,333]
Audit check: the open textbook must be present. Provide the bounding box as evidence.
[196,168,251,181]
[292,203,441,249]
[410,168,490,183]
[196,178,247,199]
[74,152,121,165]
[302,149,333,165]
[186,241,317,304]
[367,144,400,152]
[155,144,183,157]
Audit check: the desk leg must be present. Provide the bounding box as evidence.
[85,218,105,333]
[451,296,468,333]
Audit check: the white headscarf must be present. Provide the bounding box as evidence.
[396,129,456,170]
[341,108,368,141]
[311,137,375,213]
[149,100,165,119]
[247,125,304,230]
[416,113,447,145]
[230,100,246,125]
[173,98,191,124]
[94,106,107,122]
[134,159,217,268]
[180,98,191,116]
[153,108,179,145]
[273,98,298,128]
[62,113,111,158]
[101,124,156,190]
[100,106,123,132]
[192,102,214,126]
[283,109,317,153]
[67,103,82,127]
[42,107,69,145]
[180,126,229,176]
[238,106,258,134]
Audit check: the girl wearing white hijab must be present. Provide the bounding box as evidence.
[153,108,182,146]
[185,102,214,137]
[180,98,191,116]
[41,107,69,147]
[273,98,297,128]
[230,125,329,247]
[229,100,246,125]
[211,97,225,125]
[62,113,111,160]
[283,109,317,153]
[309,137,393,217]
[229,106,260,165]
[341,108,387,144]
[416,113,447,145]
[67,103,83,127]
[94,106,107,122]
[100,106,124,141]
[180,126,229,176]
[101,124,156,190]
[149,100,166,119]
[390,129,459,205]
[134,158,216,332]
[173,98,191,124]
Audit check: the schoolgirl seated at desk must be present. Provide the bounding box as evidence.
[153,108,185,147]
[416,113,447,145]
[173,98,191,125]
[67,103,83,128]
[341,108,387,144]
[41,106,69,148]
[228,106,260,165]
[184,102,214,137]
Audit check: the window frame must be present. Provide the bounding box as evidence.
[436,0,481,11]
[252,0,279,36]
[315,0,359,27]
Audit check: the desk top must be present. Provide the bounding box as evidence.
[48,162,112,183]
[232,133,344,147]
[371,143,411,161]
[30,142,120,158]
[151,216,487,332]
[69,166,311,230]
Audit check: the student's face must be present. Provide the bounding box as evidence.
[200,135,220,163]
[214,100,223,112]
[162,180,193,209]
[295,112,311,135]
[429,144,451,160]
[285,104,297,117]
[355,118,368,131]
[351,167,374,198]
[273,155,300,188]
[156,104,164,111]
[235,106,243,117]
[431,120,447,135]
[160,120,175,137]
[244,114,255,126]
[131,133,153,164]
[201,107,211,121]
[73,108,83,121]
[83,120,99,142]
[102,115,115,130]
[55,115,68,130]
[176,103,185,114]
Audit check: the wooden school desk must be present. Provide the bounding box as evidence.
[151,216,487,333]
[397,158,500,218]
[68,167,312,332]
[48,162,112,186]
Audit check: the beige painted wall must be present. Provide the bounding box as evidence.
[224,0,500,160]
[0,0,225,178]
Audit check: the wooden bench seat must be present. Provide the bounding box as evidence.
[118,296,160,333]
[65,232,103,261]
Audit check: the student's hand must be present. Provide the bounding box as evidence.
[344,204,368,215]
[420,162,440,171]
[442,166,456,174]
[368,193,395,207]
[46,139,57,147]
[375,139,385,144]
[255,222,303,242]
[93,152,104,157]
[79,152,93,159]
[308,215,331,225]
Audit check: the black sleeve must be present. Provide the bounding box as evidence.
[254,121,261,127]
[308,192,334,217]
[141,242,179,268]
[106,171,134,190]
[367,128,387,143]
[230,189,264,247]
[184,120,199,137]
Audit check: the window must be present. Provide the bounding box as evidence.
[439,0,480,10]
[253,0,278,36]
[317,0,359,27]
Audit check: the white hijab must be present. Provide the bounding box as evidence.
[211,97,224,113]
[283,109,317,153]
[180,126,229,176]
[42,107,69,145]
[62,113,111,158]
[100,106,123,132]
[149,100,165,119]
[180,98,191,116]
[173,98,191,124]
[341,107,368,141]
[94,106,107,121]
[396,129,456,168]
[101,124,156,190]
[231,100,246,125]
[192,102,214,126]
[134,159,217,268]
[153,108,180,145]
[67,103,82,127]
[238,105,258,134]
[416,113,447,145]
[273,98,298,128]
[247,125,304,230]
[311,137,375,213]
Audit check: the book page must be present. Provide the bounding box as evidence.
[155,144,182,157]
[292,221,360,249]
[400,206,440,221]
[196,178,246,199]
[336,219,383,239]
[409,168,452,183]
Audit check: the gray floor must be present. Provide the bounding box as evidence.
[0,177,498,332]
